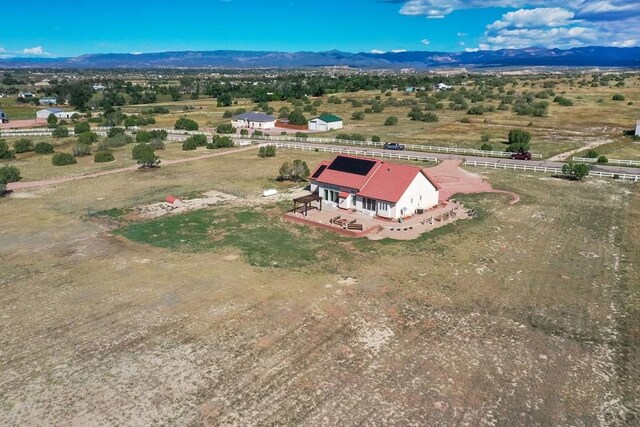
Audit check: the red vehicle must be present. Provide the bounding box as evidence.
[510,151,532,160]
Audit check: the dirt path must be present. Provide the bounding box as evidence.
[548,138,612,162]
[7,145,257,191]
[0,119,47,129]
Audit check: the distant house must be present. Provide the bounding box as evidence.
[405,86,415,93]
[435,83,452,91]
[18,91,34,98]
[93,84,106,91]
[231,112,276,129]
[308,114,343,131]
[636,120,640,137]
[309,155,440,220]
[39,97,57,106]
[36,108,78,120]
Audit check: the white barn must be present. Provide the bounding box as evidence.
[309,155,440,220]
[231,112,276,129]
[308,114,343,131]
[36,108,78,120]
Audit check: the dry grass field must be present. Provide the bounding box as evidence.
[120,73,640,160]
[1,147,639,425]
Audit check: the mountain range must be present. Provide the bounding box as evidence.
[1,47,639,69]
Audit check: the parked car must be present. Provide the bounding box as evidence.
[383,142,405,150]
[0,109,8,123]
[510,151,532,160]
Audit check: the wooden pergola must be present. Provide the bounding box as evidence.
[292,194,322,216]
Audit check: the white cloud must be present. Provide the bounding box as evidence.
[392,1,640,48]
[487,8,574,31]
[22,46,47,55]
[459,41,466,46]
[371,49,386,54]
[421,39,430,45]
[391,49,407,52]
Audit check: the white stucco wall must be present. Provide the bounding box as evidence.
[394,173,439,218]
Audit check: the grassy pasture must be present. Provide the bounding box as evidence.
[1,153,638,424]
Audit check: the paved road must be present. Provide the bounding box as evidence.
[266,140,640,176]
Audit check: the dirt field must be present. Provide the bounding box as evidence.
[1,149,638,425]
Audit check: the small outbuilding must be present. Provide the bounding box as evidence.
[231,112,276,129]
[636,120,640,137]
[36,108,78,120]
[308,114,343,131]
[39,97,57,106]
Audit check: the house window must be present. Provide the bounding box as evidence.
[378,201,389,212]
[363,197,376,211]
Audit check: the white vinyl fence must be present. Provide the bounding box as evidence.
[265,142,440,163]
[572,157,640,167]
[466,160,640,181]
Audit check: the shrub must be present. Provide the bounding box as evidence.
[74,122,90,134]
[0,165,21,193]
[460,117,471,123]
[252,130,263,137]
[206,135,234,149]
[258,145,276,158]
[351,111,365,120]
[384,116,398,126]
[73,144,92,157]
[480,143,493,151]
[34,142,54,154]
[240,128,249,136]
[423,112,439,122]
[288,111,307,125]
[612,94,625,101]
[0,141,15,160]
[278,159,310,181]
[481,132,490,142]
[13,139,34,153]
[148,139,166,150]
[585,149,599,158]
[77,131,99,145]
[371,135,381,143]
[467,105,485,115]
[52,127,69,138]
[174,117,199,131]
[294,132,308,138]
[108,127,126,138]
[94,151,114,163]
[508,129,531,145]
[52,152,76,166]
[216,123,235,134]
[597,155,609,164]
[327,96,341,104]
[553,96,573,106]
[182,138,198,151]
[562,162,589,180]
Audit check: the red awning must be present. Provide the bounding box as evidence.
[339,191,349,198]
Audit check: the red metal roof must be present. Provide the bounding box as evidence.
[358,163,424,203]
[312,155,383,190]
[165,195,178,204]
[311,155,438,203]
[338,191,349,198]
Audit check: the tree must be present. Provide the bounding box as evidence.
[597,155,609,164]
[72,144,92,157]
[562,162,589,180]
[612,94,625,101]
[384,116,398,126]
[240,129,249,136]
[585,149,599,159]
[258,145,276,158]
[506,142,530,153]
[217,93,233,107]
[480,143,493,151]
[508,129,531,145]
[47,113,58,126]
[77,132,99,145]
[0,165,21,194]
[278,160,310,181]
[182,138,198,151]
[288,111,307,126]
[174,117,199,131]
[371,135,381,142]
[107,127,126,138]
[132,144,160,168]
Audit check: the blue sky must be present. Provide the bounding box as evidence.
[0,0,638,57]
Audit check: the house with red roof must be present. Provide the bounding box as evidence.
[309,155,440,220]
